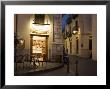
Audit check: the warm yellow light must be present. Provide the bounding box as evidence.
[73,31,77,34]
[32,24,50,31]
[78,27,80,34]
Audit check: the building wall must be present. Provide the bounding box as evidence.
[15,14,53,60]
[71,35,77,55]
[92,15,97,61]
[66,38,70,54]
[46,14,53,60]
[52,14,63,62]
[63,14,97,60]
[78,15,92,58]
[30,14,53,60]
[79,34,91,58]
[16,14,31,56]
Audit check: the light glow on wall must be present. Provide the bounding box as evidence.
[32,24,50,32]
[73,30,77,34]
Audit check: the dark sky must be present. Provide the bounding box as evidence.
[62,14,70,32]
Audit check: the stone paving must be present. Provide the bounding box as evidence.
[14,55,97,76]
[35,55,97,76]
[69,55,97,76]
[14,62,63,76]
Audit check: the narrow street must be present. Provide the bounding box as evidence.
[14,14,97,76]
[69,56,97,76]
[23,56,97,76]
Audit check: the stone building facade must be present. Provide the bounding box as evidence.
[63,14,97,60]
[14,14,63,62]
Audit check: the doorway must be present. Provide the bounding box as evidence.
[30,35,48,61]
[89,36,92,58]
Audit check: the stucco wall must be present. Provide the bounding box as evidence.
[15,14,31,56]
[46,14,53,59]
[92,15,97,61]
[78,15,92,58]
[15,14,53,60]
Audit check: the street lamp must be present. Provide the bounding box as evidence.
[72,26,78,35]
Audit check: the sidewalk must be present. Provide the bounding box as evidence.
[14,62,64,76]
[14,55,97,76]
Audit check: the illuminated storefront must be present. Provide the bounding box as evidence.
[14,14,63,63]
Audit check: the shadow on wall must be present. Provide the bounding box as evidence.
[16,49,30,56]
